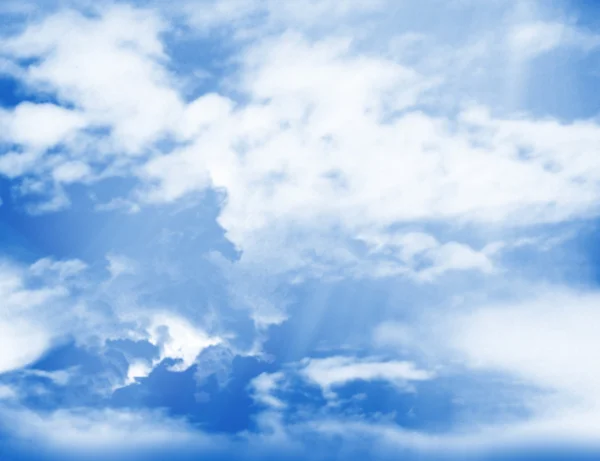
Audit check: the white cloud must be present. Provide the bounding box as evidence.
[2,2,599,281]
[0,255,221,388]
[21,368,75,386]
[298,356,433,399]
[0,251,225,395]
[178,93,233,140]
[2,401,598,458]
[250,372,287,409]
[1,2,600,451]
[0,259,90,374]
[146,313,222,372]
[51,160,91,184]
[135,26,600,285]
[303,416,600,454]
[124,360,153,386]
[1,6,182,155]
[360,231,494,281]
[4,407,201,451]
[29,257,87,280]
[508,20,600,59]
[374,288,600,444]
[0,102,86,151]
[0,261,66,310]
[106,309,225,388]
[0,317,53,375]
[0,151,39,178]
[449,291,600,406]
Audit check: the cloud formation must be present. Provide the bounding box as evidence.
[0,0,599,458]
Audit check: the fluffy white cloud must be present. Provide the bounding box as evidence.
[0,317,53,375]
[0,259,75,374]
[248,356,433,413]
[3,407,201,452]
[137,26,600,283]
[375,288,600,444]
[1,1,598,283]
[360,231,494,281]
[449,291,600,407]
[1,5,182,154]
[146,313,222,372]
[0,102,86,151]
[2,399,597,458]
[303,416,600,454]
[298,356,433,399]
[123,360,153,386]
[250,372,287,409]
[0,1,599,452]
[51,160,91,184]
[113,310,225,387]
[0,254,221,390]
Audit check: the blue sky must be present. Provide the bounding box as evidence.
[0,0,600,460]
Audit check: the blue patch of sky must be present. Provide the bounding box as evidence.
[519,48,600,121]
[0,76,22,108]
[164,31,242,103]
[0,178,236,264]
[111,355,274,433]
[0,70,77,109]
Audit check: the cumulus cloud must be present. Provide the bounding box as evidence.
[0,252,223,396]
[298,356,433,399]
[0,0,599,455]
[146,313,222,372]
[134,22,600,283]
[0,102,86,151]
[0,0,597,285]
[1,6,181,152]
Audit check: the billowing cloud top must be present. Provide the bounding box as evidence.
[0,0,599,460]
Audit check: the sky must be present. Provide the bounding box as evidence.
[0,0,600,460]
